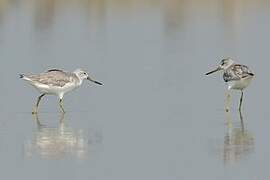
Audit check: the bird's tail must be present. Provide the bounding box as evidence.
[19,74,25,78]
[19,74,33,82]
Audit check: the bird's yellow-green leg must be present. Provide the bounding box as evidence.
[225,90,231,112]
[32,93,46,114]
[239,90,244,112]
[224,105,232,128]
[59,99,66,114]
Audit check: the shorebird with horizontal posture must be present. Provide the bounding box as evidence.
[205,58,254,111]
[20,68,102,114]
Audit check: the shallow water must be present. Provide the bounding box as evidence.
[0,0,269,179]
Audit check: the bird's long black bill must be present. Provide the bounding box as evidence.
[205,68,220,75]
[93,80,103,85]
[87,77,103,85]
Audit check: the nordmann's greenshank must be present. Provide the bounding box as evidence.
[206,58,254,111]
[20,68,102,114]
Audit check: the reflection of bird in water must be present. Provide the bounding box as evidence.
[24,114,102,159]
[206,58,254,111]
[223,109,254,164]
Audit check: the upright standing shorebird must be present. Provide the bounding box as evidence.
[205,58,254,111]
[20,68,103,114]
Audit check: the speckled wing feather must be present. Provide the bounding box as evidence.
[223,64,254,82]
[27,70,72,87]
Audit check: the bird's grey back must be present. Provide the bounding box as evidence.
[25,69,79,87]
[223,64,254,82]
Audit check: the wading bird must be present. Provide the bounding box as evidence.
[206,58,254,111]
[20,68,102,114]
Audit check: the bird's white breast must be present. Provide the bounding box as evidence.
[227,76,253,90]
[32,81,78,96]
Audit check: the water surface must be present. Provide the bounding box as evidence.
[0,0,269,179]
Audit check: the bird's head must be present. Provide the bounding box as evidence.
[74,69,103,85]
[205,58,234,75]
